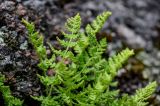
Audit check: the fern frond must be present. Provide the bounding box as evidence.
[116,82,157,106]
[22,19,47,59]
[91,11,112,32]
[56,13,81,57]
[65,13,81,34]
[85,11,112,45]
[22,18,35,34]
[0,74,23,106]
[132,81,157,104]
[85,24,98,45]
[107,48,134,76]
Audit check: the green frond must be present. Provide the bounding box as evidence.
[85,24,98,45]
[116,82,157,106]
[22,19,47,60]
[107,48,134,76]
[0,74,23,106]
[91,11,112,32]
[58,14,81,56]
[22,18,35,34]
[65,13,81,34]
[85,11,111,45]
[132,81,157,103]
[85,11,112,45]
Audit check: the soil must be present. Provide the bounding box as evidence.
[0,0,160,106]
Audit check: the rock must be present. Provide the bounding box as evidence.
[16,4,27,16]
[0,1,15,11]
[117,25,146,48]
[0,0,41,102]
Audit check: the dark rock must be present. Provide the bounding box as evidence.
[0,1,41,105]
[0,1,15,11]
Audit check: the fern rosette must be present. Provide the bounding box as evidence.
[22,11,157,106]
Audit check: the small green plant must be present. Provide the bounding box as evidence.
[23,11,157,106]
[0,74,23,106]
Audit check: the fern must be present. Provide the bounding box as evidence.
[22,19,47,60]
[131,81,157,105]
[0,74,23,106]
[23,11,157,106]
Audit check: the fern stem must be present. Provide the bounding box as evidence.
[48,85,54,97]
[64,37,73,58]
